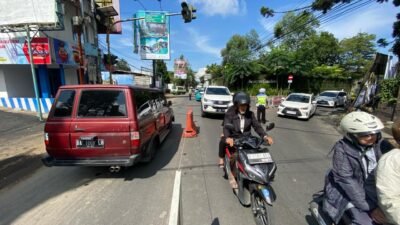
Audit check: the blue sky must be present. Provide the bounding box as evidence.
[98,0,398,73]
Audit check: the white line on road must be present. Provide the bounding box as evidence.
[168,170,182,225]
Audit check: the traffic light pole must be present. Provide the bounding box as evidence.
[106,13,181,86]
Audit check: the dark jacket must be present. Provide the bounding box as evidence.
[322,137,393,223]
[222,107,267,138]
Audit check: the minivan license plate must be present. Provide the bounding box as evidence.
[217,109,225,112]
[76,139,104,148]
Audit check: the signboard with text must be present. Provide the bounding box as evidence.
[137,11,170,60]
[0,37,51,64]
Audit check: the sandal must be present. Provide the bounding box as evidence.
[229,177,238,189]
[218,163,224,168]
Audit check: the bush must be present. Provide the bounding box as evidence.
[379,77,400,105]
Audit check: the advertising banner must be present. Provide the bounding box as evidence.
[0,37,51,64]
[174,59,187,79]
[137,11,170,60]
[53,39,79,65]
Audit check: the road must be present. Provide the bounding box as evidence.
[0,96,343,225]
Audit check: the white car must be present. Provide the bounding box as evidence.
[315,90,347,107]
[201,86,233,117]
[277,93,317,120]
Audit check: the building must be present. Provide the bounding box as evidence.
[0,0,120,113]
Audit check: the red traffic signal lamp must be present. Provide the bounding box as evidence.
[181,2,196,23]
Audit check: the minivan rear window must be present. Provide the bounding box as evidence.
[78,90,127,117]
[53,90,76,117]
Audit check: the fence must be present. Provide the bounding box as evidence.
[0,97,54,113]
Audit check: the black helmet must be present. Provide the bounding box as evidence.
[234,92,250,105]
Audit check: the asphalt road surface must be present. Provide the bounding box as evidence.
[0,96,342,225]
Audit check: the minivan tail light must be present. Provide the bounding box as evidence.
[44,133,49,146]
[130,131,140,151]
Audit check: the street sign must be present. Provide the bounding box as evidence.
[288,75,293,80]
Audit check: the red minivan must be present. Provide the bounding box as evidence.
[42,85,174,168]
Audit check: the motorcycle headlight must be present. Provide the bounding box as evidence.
[243,162,267,184]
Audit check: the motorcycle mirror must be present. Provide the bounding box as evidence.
[266,122,275,131]
[224,123,235,131]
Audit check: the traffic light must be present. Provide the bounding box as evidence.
[181,2,196,23]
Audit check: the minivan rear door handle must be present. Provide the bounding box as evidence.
[74,128,85,132]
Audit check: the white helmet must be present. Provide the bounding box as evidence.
[340,111,384,135]
[259,88,266,93]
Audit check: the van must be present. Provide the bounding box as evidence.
[42,85,174,167]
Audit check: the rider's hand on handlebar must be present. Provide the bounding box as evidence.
[264,136,274,145]
[226,138,234,147]
[370,208,387,224]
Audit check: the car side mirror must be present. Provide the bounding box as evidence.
[312,100,317,104]
[168,101,172,106]
[266,122,275,131]
[224,123,235,131]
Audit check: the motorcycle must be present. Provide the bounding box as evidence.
[224,123,277,225]
[309,191,352,225]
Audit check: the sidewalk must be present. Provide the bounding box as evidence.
[0,107,47,189]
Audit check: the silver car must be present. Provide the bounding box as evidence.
[316,90,347,107]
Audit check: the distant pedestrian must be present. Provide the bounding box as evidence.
[188,88,192,101]
[256,88,268,124]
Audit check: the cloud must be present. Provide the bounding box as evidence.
[116,37,133,48]
[321,3,397,40]
[186,28,221,58]
[189,0,247,17]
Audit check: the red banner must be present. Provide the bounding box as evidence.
[22,37,51,64]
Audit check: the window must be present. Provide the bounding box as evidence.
[53,90,76,117]
[206,87,230,95]
[286,94,310,103]
[134,90,152,118]
[77,90,127,117]
[319,92,338,97]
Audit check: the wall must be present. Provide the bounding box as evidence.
[3,65,34,97]
[0,69,6,97]
[45,1,76,43]
[64,67,79,85]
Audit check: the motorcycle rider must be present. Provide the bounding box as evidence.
[217,92,273,171]
[256,88,268,124]
[323,111,392,225]
[376,119,400,225]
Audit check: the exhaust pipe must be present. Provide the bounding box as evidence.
[109,166,121,173]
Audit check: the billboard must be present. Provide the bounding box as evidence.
[137,11,170,60]
[0,0,62,27]
[0,37,51,64]
[53,39,79,65]
[174,59,187,79]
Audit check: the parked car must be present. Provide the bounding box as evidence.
[171,86,186,95]
[195,88,204,101]
[315,90,347,107]
[42,85,174,168]
[201,86,233,117]
[277,93,317,120]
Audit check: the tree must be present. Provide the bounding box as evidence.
[297,32,340,66]
[220,30,264,88]
[155,60,169,83]
[339,33,376,77]
[311,0,400,57]
[115,58,131,71]
[271,12,319,51]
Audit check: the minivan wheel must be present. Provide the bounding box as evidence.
[142,138,159,163]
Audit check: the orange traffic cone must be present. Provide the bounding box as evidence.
[182,108,198,138]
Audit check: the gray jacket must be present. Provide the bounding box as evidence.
[322,137,392,223]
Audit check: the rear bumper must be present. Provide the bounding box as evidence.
[42,154,141,167]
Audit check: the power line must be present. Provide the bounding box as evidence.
[134,0,147,10]
[255,0,374,51]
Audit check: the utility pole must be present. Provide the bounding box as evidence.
[26,25,43,121]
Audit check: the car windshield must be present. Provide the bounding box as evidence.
[319,92,338,97]
[206,88,230,95]
[286,94,310,103]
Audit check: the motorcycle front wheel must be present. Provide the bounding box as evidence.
[251,192,274,225]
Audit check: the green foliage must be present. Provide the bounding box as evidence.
[379,77,400,105]
[311,65,345,79]
[115,58,130,71]
[155,60,169,83]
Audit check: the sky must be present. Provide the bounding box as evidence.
[98,0,399,73]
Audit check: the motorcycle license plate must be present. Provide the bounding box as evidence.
[247,152,273,164]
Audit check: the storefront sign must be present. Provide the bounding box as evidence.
[0,37,51,64]
[53,39,79,65]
